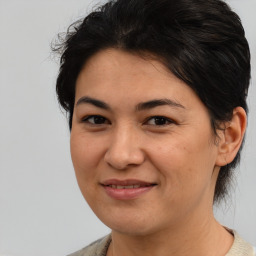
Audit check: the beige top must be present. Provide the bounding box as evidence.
[68,231,255,256]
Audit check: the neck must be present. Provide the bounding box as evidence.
[108,213,233,256]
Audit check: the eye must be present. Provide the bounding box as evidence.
[82,115,110,125]
[145,116,175,126]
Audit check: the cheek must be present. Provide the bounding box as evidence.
[70,132,102,184]
[148,133,217,194]
[70,133,104,208]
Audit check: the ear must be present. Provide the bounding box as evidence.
[215,107,247,167]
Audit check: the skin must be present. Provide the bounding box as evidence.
[70,48,246,256]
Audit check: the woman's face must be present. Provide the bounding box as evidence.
[71,49,222,236]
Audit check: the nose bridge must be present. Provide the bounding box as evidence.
[104,122,144,169]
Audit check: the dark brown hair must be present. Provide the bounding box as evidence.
[53,0,251,203]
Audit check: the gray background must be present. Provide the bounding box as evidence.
[0,0,255,255]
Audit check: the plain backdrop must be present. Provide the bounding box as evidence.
[0,0,255,255]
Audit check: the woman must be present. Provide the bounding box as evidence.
[54,0,255,255]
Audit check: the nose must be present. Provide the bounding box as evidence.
[104,125,145,170]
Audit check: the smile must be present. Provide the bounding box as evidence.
[101,179,157,200]
[107,184,152,189]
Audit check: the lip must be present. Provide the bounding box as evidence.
[101,179,157,200]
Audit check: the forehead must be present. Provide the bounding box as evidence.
[78,48,172,84]
[75,48,203,110]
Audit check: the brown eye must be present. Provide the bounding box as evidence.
[146,116,174,126]
[83,115,109,125]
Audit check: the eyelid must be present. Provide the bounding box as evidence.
[81,115,111,125]
[144,116,177,126]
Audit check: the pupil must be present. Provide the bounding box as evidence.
[94,116,105,124]
[155,117,166,125]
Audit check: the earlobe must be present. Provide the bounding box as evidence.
[215,107,247,167]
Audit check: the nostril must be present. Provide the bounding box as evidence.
[104,146,145,170]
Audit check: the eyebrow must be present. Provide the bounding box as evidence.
[135,98,185,111]
[76,96,185,111]
[76,96,111,110]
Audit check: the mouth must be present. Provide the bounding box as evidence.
[106,184,152,189]
[101,179,157,200]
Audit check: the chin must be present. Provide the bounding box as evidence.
[111,224,154,237]
[98,212,162,237]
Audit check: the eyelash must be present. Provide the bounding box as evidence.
[82,115,110,125]
[82,115,176,126]
[145,116,176,126]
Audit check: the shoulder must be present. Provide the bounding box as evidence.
[67,235,112,256]
[226,230,255,256]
